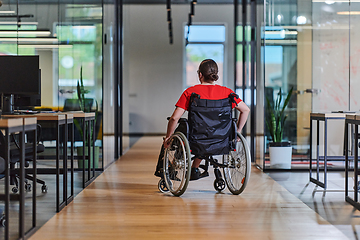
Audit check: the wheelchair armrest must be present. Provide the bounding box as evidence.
[37,124,42,144]
[166,117,188,123]
[179,118,188,123]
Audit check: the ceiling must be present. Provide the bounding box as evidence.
[10,0,265,4]
[4,0,297,5]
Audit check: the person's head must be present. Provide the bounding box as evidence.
[197,59,219,83]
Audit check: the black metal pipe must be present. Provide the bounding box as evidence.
[191,2,195,16]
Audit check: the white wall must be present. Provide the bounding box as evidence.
[123,4,234,134]
[38,50,55,107]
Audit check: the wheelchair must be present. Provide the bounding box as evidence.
[157,94,251,197]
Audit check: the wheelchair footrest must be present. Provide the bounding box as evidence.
[190,167,209,181]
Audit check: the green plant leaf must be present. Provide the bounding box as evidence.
[265,87,293,143]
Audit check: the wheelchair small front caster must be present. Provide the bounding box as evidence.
[158,178,169,193]
[41,185,48,193]
[214,178,226,192]
[0,214,5,227]
[12,187,18,194]
[25,183,31,192]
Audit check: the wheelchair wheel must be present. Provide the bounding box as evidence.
[223,133,251,195]
[163,132,191,197]
[158,178,169,193]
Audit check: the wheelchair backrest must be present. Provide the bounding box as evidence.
[188,93,237,156]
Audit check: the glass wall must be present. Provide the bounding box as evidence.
[261,0,359,170]
[0,1,109,237]
[235,0,257,163]
[185,25,225,88]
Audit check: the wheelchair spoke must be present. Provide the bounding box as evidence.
[163,132,191,196]
[223,133,251,195]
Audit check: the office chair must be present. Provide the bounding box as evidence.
[63,98,94,112]
[0,156,5,226]
[0,125,47,194]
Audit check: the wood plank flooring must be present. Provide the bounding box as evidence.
[29,137,348,240]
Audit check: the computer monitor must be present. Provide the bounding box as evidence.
[0,55,41,113]
[13,69,41,110]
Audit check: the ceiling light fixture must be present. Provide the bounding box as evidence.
[0,21,38,25]
[313,0,360,2]
[18,44,72,49]
[0,11,15,14]
[337,11,360,15]
[0,29,51,36]
[0,37,58,43]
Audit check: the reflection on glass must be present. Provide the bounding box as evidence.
[185,25,225,88]
[186,44,224,87]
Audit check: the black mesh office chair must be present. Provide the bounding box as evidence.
[63,98,94,112]
[0,156,6,227]
[0,126,47,193]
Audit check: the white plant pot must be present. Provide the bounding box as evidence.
[269,145,292,169]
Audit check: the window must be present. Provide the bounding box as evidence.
[184,25,226,88]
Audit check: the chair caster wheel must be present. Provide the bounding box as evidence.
[214,179,226,192]
[0,214,5,227]
[25,183,31,192]
[41,185,48,193]
[158,178,169,193]
[12,187,18,194]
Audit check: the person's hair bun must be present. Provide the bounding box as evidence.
[198,59,219,83]
[210,73,219,81]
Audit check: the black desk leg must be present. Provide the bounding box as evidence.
[310,119,313,180]
[4,131,9,240]
[63,124,67,206]
[317,120,320,181]
[92,119,95,177]
[19,129,25,239]
[345,121,349,198]
[355,125,358,202]
[324,119,328,189]
[82,119,86,189]
[56,123,60,212]
[87,120,91,182]
[33,127,37,229]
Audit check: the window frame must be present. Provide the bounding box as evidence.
[183,23,227,91]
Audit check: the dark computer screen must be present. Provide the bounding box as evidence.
[0,55,40,95]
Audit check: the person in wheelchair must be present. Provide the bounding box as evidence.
[159,59,250,183]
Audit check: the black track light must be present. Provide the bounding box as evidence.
[166,0,171,11]
[191,2,195,17]
[188,13,192,25]
[167,11,171,23]
[193,0,197,4]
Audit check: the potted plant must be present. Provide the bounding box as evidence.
[75,66,99,169]
[265,87,293,169]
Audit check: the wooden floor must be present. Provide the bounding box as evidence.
[29,137,348,240]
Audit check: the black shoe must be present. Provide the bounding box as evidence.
[190,167,209,181]
[154,168,163,178]
[190,168,200,181]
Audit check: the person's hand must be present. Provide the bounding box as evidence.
[163,136,171,148]
[236,130,242,141]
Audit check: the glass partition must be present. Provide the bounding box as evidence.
[0,2,105,237]
[261,0,355,170]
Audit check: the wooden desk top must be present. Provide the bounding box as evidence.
[63,113,73,120]
[346,114,357,120]
[22,117,37,126]
[67,111,95,118]
[310,112,346,118]
[0,118,23,128]
[3,113,66,121]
